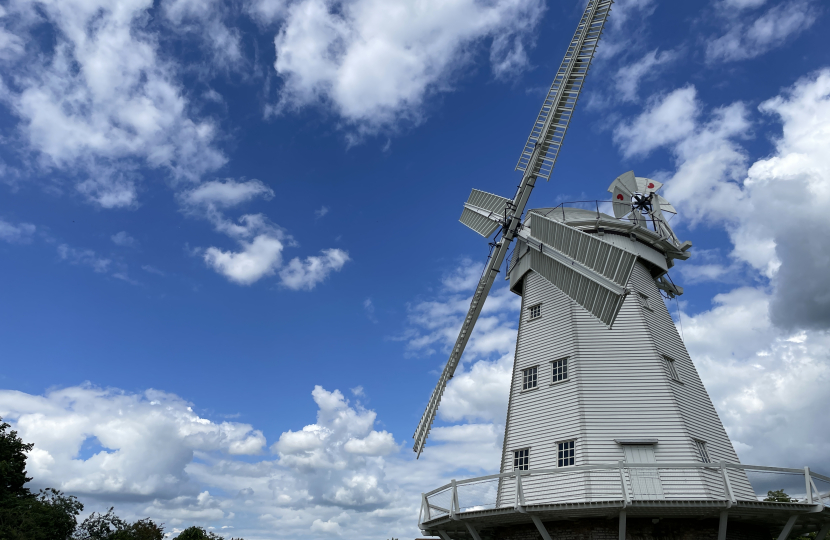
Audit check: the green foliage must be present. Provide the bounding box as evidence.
[73,507,163,540]
[0,417,84,539]
[764,489,795,502]
[0,487,83,540]
[0,420,34,500]
[174,526,225,539]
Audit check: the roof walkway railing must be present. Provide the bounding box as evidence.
[419,462,830,526]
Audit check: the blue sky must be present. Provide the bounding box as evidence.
[1,0,829,537]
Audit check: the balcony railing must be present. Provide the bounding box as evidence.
[419,462,830,526]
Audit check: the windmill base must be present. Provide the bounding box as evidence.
[493,518,770,540]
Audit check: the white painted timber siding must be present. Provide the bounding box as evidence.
[633,262,756,499]
[499,224,754,504]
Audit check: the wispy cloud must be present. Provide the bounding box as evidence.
[57,244,112,274]
[0,218,36,243]
[706,0,818,63]
[363,298,377,323]
[615,48,680,103]
[111,231,138,248]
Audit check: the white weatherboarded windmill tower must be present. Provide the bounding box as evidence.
[412,1,830,539]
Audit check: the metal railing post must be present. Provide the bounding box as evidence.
[720,461,736,506]
[809,476,824,507]
[419,493,430,525]
[805,466,814,504]
[514,472,526,511]
[450,479,459,520]
[618,461,630,506]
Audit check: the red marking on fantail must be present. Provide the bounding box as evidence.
[616,194,624,200]
[648,183,654,189]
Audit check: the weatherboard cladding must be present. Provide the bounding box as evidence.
[634,266,755,499]
[498,255,750,504]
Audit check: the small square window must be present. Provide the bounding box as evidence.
[694,440,711,463]
[638,292,652,311]
[528,304,541,320]
[664,356,681,382]
[522,366,538,390]
[557,441,575,467]
[514,448,529,471]
[551,358,568,383]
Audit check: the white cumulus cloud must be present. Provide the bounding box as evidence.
[204,233,287,285]
[270,0,544,135]
[0,383,455,538]
[613,85,698,158]
[0,0,227,207]
[180,178,348,288]
[612,69,830,471]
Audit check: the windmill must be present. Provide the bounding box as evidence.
[413,0,614,458]
[412,0,830,538]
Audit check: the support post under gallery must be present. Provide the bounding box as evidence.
[718,510,728,540]
[619,510,626,540]
[465,523,482,540]
[777,516,799,540]
[530,515,553,540]
[816,523,830,540]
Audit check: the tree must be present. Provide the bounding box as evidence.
[74,508,164,540]
[0,419,83,539]
[174,526,225,539]
[0,419,34,500]
[764,489,795,502]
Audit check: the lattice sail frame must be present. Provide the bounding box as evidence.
[412,0,614,457]
[516,0,613,180]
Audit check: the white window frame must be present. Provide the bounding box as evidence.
[550,357,569,384]
[694,439,711,463]
[663,356,681,383]
[638,292,652,311]
[557,440,575,468]
[513,448,530,471]
[528,303,542,320]
[521,366,538,391]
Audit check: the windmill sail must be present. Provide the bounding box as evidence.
[459,189,511,237]
[413,0,613,458]
[516,0,613,180]
[513,214,637,327]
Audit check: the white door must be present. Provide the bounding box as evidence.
[623,445,664,500]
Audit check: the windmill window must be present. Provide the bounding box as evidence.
[528,304,542,320]
[513,448,529,471]
[663,356,681,382]
[551,358,569,384]
[558,440,575,467]
[694,440,711,463]
[638,292,652,311]
[522,366,538,390]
